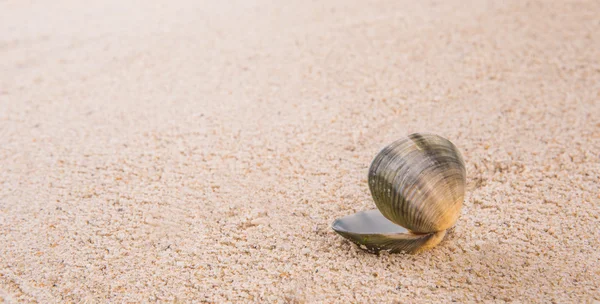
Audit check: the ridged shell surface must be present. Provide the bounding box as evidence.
[368,133,466,234]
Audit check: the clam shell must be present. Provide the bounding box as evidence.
[332,133,466,254]
[369,133,466,234]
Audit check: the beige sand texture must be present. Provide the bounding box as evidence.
[1,0,599,302]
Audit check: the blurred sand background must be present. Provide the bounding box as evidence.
[1,0,599,302]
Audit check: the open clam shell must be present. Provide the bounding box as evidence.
[332,133,466,254]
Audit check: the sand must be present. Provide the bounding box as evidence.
[1,0,599,302]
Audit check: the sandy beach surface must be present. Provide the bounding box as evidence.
[1,0,599,302]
